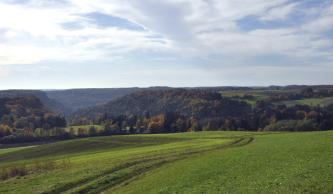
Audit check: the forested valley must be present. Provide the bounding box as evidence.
[1,86,333,144]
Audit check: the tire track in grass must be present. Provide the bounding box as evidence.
[102,137,255,194]
[43,137,254,194]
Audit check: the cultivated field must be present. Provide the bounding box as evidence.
[277,97,333,107]
[0,131,332,194]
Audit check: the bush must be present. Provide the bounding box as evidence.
[88,126,97,136]
[0,159,71,180]
[0,165,28,180]
[264,119,318,131]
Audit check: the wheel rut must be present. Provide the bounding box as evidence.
[42,137,254,194]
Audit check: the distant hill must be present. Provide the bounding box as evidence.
[0,96,67,143]
[2,85,333,116]
[45,87,171,113]
[0,96,46,116]
[70,89,251,122]
[0,90,68,115]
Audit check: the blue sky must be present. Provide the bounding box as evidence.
[0,0,332,89]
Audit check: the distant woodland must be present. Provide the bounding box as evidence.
[1,86,333,143]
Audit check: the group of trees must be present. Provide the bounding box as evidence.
[70,89,251,123]
[1,88,333,144]
[72,102,333,135]
[0,96,67,143]
[245,102,333,131]
[0,89,69,115]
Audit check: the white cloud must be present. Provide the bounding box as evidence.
[302,14,333,33]
[260,2,298,21]
[0,0,331,68]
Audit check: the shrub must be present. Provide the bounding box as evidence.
[264,119,317,131]
[0,165,28,180]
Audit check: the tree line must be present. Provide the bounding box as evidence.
[76,102,333,135]
[0,96,66,143]
[1,89,333,144]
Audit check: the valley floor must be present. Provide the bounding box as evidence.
[0,131,332,194]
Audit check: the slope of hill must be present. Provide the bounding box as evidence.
[70,89,251,120]
[0,96,67,143]
[46,88,146,112]
[0,90,68,115]
[68,88,333,133]
[0,131,331,193]
[45,87,240,114]
[0,96,45,117]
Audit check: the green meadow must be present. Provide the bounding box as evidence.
[0,131,332,194]
[277,96,333,107]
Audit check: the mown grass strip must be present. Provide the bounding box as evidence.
[42,137,253,194]
[103,137,254,194]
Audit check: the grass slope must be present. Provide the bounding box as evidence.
[277,96,333,107]
[0,131,332,194]
[114,131,333,194]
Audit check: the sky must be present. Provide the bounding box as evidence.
[0,0,332,89]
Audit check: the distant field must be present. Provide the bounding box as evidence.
[222,89,333,107]
[221,89,282,105]
[277,96,333,107]
[0,131,332,194]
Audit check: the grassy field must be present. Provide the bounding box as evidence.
[221,89,295,106]
[0,131,332,194]
[221,90,273,105]
[277,96,333,107]
[221,89,333,107]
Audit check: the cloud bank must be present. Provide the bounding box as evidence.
[0,0,332,88]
